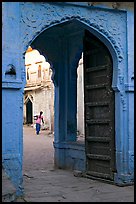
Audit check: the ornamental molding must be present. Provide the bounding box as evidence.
[20,2,125,59]
[20,2,126,86]
[120,92,127,111]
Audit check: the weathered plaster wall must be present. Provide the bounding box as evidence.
[25,87,54,131]
[2,2,24,195]
[126,10,134,176]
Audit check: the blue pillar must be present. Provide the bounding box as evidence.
[2,2,24,195]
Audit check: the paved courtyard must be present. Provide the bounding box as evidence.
[2,126,134,202]
[23,125,54,172]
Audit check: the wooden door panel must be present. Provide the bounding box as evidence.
[86,124,111,137]
[84,30,115,181]
[86,105,110,120]
[87,160,111,179]
[86,141,111,155]
[86,88,108,102]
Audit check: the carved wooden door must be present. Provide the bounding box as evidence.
[83,30,116,181]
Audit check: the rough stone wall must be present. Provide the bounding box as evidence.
[34,86,54,131]
[24,84,54,131]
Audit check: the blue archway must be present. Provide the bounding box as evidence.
[20,4,132,185]
[2,2,134,196]
[26,17,125,184]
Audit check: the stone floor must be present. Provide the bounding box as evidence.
[2,126,134,202]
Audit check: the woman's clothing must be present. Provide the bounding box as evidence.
[36,123,41,135]
[36,115,43,135]
[36,116,43,124]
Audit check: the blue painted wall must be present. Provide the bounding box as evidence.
[2,2,24,195]
[126,10,134,177]
[2,2,134,194]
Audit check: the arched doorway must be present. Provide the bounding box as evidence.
[28,19,117,182]
[26,98,33,124]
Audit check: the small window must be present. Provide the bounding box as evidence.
[27,68,29,80]
[38,65,41,78]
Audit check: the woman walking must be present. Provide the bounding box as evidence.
[36,111,44,135]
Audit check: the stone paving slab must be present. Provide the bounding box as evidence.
[2,167,134,202]
[13,168,134,202]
